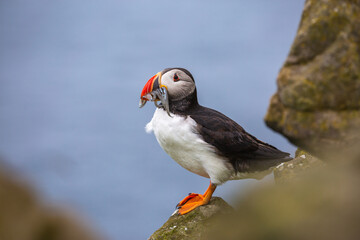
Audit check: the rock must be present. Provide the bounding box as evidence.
[264,0,360,160]
[0,165,101,240]
[148,197,233,240]
[205,164,360,240]
[274,149,326,184]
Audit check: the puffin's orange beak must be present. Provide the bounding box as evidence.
[139,72,161,108]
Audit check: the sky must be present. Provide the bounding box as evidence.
[0,1,304,239]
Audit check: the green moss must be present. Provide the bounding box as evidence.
[149,197,233,240]
[207,162,360,240]
[288,15,349,65]
[274,149,326,184]
[265,0,360,159]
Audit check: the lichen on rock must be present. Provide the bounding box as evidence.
[274,149,325,184]
[265,0,360,160]
[205,162,360,240]
[148,197,233,240]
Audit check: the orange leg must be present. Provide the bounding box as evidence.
[176,182,217,215]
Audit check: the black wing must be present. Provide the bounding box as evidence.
[188,106,291,173]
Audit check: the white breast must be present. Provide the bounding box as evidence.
[145,108,233,185]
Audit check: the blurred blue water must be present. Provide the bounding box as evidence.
[0,1,303,239]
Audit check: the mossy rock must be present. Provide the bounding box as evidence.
[148,197,233,240]
[274,149,326,184]
[205,164,360,240]
[265,0,360,160]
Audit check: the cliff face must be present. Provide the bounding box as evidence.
[265,0,360,160]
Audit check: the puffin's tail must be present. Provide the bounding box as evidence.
[245,155,293,173]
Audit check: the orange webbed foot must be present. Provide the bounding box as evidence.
[175,183,216,215]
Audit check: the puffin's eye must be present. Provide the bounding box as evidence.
[173,73,179,82]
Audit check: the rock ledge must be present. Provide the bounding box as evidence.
[148,197,232,240]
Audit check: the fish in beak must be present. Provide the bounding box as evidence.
[139,72,171,117]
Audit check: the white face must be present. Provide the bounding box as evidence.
[160,69,196,101]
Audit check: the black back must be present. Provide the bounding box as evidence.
[169,90,291,173]
[189,105,291,172]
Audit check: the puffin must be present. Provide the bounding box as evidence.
[139,68,292,215]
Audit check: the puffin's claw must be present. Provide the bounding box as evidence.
[171,209,179,216]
